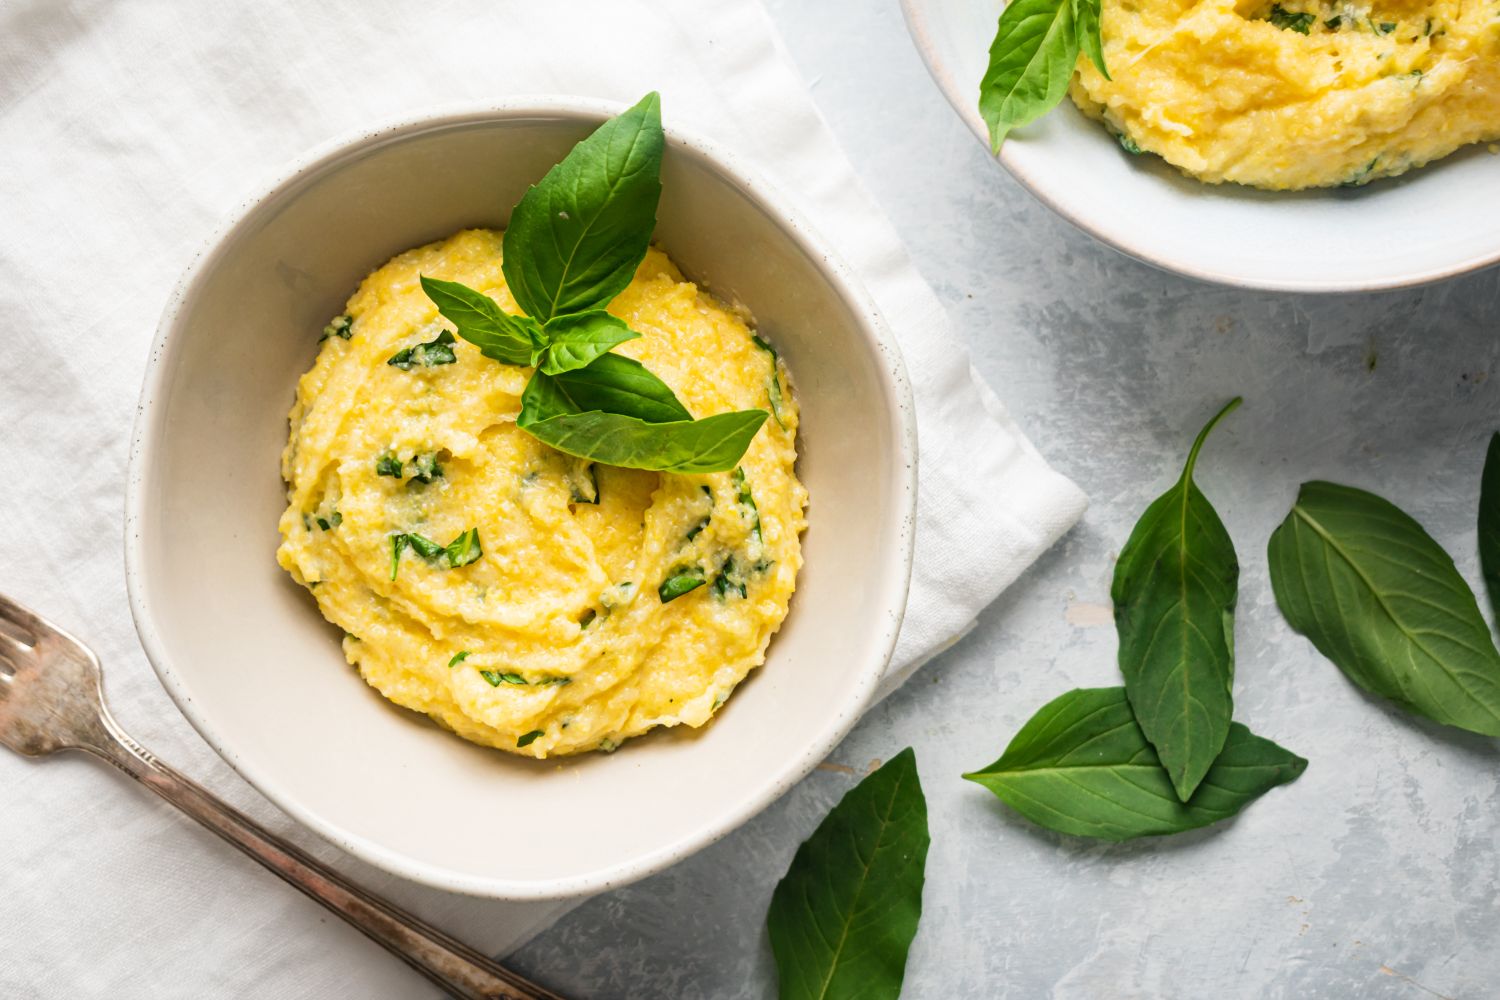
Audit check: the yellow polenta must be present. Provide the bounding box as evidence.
[1070,0,1500,188]
[276,230,805,758]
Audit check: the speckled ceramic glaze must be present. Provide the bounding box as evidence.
[125,98,917,900]
[902,0,1500,292]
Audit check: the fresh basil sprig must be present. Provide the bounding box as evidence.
[979,0,1108,150]
[767,748,929,1000]
[1113,398,1240,801]
[1268,480,1500,736]
[965,688,1306,840]
[418,93,767,474]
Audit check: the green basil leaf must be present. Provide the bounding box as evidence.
[375,453,403,478]
[539,311,640,375]
[1480,433,1500,624]
[767,748,928,1000]
[658,570,706,603]
[979,0,1079,151]
[388,534,409,580]
[1268,481,1500,736]
[1112,398,1240,801]
[1268,4,1316,32]
[448,651,471,667]
[419,276,543,366]
[964,687,1306,840]
[387,330,457,370]
[522,352,691,424]
[321,314,353,342]
[479,670,504,687]
[503,92,663,322]
[517,729,544,748]
[520,408,767,475]
[1072,0,1109,77]
[442,528,482,569]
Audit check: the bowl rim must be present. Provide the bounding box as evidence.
[123,95,919,900]
[898,0,1500,294]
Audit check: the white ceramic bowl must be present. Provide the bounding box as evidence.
[902,0,1500,292]
[125,98,916,900]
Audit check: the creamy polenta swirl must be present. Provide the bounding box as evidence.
[276,230,805,758]
[1070,0,1500,189]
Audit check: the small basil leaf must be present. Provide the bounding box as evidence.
[321,314,353,341]
[767,748,929,1000]
[521,352,691,424]
[442,528,482,569]
[539,311,640,375]
[1268,4,1316,32]
[1113,398,1240,802]
[419,276,542,366]
[520,408,768,475]
[478,670,504,687]
[375,453,403,478]
[387,330,456,370]
[979,0,1080,151]
[1480,433,1500,624]
[964,687,1306,840]
[406,533,445,560]
[517,729,544,748]
[503,92,663,322]
[448,651,471,667]
[1268,481,1500,736]
[1072,0,1109,77]
[388,534,409,580]
[659,571,706,603]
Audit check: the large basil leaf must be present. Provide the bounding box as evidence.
[502,92,663,322]
[419,276,542,366]
[978,0,1079,150]
[519,408,767,475]
[767,748,928,1000]
[521,353,690,424]
[538,311,640,375]
[1480,433,1500,623]
[964,687,1306,840]
[1113,398,1240,802]
[1268,481,1500,736]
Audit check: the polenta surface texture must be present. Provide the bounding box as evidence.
[1071,0,1499,188]
[277,230,805,758]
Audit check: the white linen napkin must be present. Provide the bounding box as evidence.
[0,1,1086,996]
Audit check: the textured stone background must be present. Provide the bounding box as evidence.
[507,1,1500,997]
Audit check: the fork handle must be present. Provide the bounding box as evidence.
[78,711,564,1000]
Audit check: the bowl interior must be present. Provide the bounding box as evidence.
[128,107,913,898]
[905,0,1500,291]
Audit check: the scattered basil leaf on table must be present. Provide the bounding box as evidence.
[964,687,1306,840]
[1268,481,1500,736]
[1112,398,1240,801]
[1480,433,1500,623]
[768,748,929,1000]
[420,276,543,366]
[502,92,664,323]
[538,311,640,375]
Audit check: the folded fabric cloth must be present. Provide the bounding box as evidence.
[0,0,1086,995]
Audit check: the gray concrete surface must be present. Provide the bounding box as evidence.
[507,2,1500,997]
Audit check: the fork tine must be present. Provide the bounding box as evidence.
[0,592,44,647]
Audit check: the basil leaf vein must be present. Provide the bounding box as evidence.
[1268,481,1500,736]
[767,748,929,1000]
[502,92,663,322]
[964,687,1306,840]
[1113,398,1240,801]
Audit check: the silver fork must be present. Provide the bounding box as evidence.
[0,593,564,1000]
